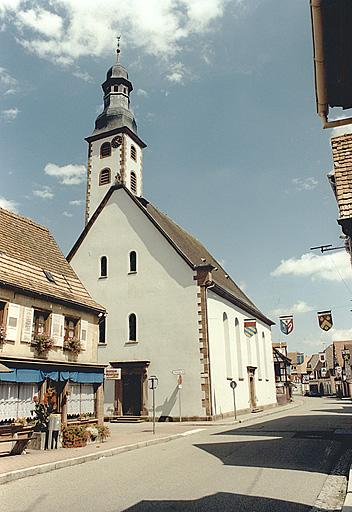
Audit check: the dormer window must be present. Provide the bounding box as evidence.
[99,168,111,186]
[130,145,137,161]
[130,172,137,194]
[100,142,111,158]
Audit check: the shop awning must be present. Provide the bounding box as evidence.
[0,366,104,384]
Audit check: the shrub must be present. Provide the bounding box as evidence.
[61,425,90,448]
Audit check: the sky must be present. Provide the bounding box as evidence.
[1,0,352,355]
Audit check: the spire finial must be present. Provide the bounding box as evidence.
[116,35,121,63]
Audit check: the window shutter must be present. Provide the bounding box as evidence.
[80,319,88,350]
[21,307,34,343]
[50,314,64,347]
[6,303,20,342]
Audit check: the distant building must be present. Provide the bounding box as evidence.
[272,342,291,403]
[0,208,105,425]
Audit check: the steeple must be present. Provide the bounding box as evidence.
[85,41,147,224]
[94,38,137,135]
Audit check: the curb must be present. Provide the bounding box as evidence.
[0,399,304,485]
[0,433,185,485]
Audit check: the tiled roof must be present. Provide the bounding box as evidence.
[0,208,103,312]
[331,134,352,219]
[137,198,267,320]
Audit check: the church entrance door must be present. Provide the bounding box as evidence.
[122,373,142,416]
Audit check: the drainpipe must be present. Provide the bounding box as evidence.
[310,0,329,125]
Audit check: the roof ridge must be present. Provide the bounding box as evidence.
[0,207,48,232]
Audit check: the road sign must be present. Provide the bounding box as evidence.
[171,369,185,375]
[148,375,158,390]
[104,367,121,380]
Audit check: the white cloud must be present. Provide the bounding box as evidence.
[271,301,314,317]
[72,69,93,82]
[0,1,232,67]
[63,211,73,217]
[0,66,17,95]
[44,162,86,185]
[292,177,318,191]
[33,186,54,199]
[331,328,352,341]
[69,199,83,206]
[166,62,193,84]
[1,107,19,121]
[137,88,148,97]
[0,196,18,213]
[272,251,351,282]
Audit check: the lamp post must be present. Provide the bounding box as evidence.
[230,380,237,421]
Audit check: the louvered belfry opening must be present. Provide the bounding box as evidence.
[99,168,111,186]
[131,145,137,161]
[130,172,137,193]
[100,142,111,158]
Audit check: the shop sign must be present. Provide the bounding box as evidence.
[104,367,121,380]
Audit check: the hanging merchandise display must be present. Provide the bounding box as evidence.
[317,310,333,331]
[244,319,257,338]
[279,315,294,335]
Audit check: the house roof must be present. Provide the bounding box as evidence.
[0,208,104,313]
[68,185,273,325]
[307,353,320,371]
[331,135,352,220]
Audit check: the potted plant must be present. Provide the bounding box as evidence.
[0,324,6,344]
[32,334,54,355]
[64,337,82,355]
[61,424,90,448]
[96,424,111,443]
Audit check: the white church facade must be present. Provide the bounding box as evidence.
[68,46,277,420]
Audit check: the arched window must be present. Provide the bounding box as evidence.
[99,316,106,344]
[235,318,243,379]
[130,145,137,161]
[100,142,111,158]
[255,332,262,380]
[128,313,137,341]
[130,172,137,193]
[100,256,108,278]
[129,251,137,272]
[262,332,269,380]
[99,168,111,186]
[223,312,232,379]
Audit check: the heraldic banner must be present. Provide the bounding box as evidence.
[317,310,333,331]
[244,319,257,338]
[280,315,294,335]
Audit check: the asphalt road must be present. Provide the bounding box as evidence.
[1,397,352,512]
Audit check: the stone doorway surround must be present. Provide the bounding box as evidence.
[110,361,150,416]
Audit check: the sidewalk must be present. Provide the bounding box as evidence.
[0,399,301,485]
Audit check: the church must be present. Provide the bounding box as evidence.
[68,45,277,420]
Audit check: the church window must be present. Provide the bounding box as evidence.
[129,251,137,272]
[130,145,137,161]
[223,313,232,379]
[235,318,243,380]
[100,256,108,278]
[99,316,106,344]
[130,172,137,193]
[100,142,111,158]
[99,168,111,186]
[128,313,137,341]
[262,332,269,380]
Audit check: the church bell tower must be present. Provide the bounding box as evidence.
[85,39,146,223]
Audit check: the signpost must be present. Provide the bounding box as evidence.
[148,375,158,434]
[171,370,185,422]
[230,380,237,421]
